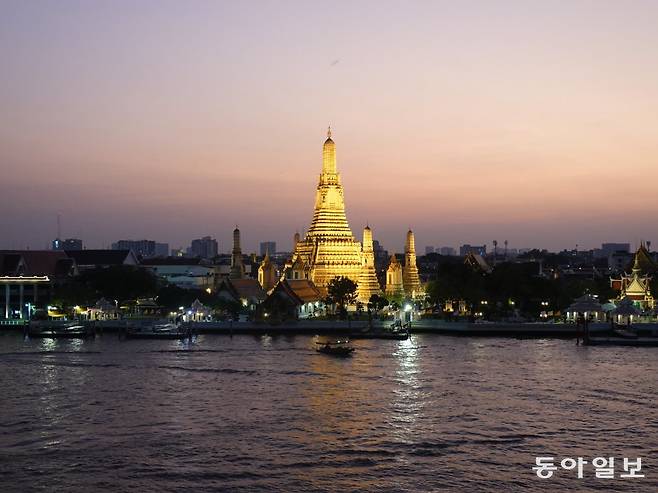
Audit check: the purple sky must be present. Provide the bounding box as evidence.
[2,0,658,254]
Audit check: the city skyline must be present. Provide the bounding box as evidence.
[2,1,658,252]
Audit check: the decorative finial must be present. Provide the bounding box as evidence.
[327,125,332,139]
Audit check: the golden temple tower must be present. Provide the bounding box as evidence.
[258,250,277,293]
[230,226,245,279]
[357,226,383,302]
[403,229,423,298]
[291,128,363,293]
[385,255,404,298]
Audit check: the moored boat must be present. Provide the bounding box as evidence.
[28,321,95,339]
[124,321,192,340]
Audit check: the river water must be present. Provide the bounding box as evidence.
[1,332,656,492]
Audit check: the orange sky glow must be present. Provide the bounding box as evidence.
[2,1,658,253]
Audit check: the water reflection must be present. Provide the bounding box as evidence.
[391,338,424,443]
[38,337,58,351]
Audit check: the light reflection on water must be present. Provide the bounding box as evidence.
[0,333,656,492]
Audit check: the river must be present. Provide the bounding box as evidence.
[1,332,656,492]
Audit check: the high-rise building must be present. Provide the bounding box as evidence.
[460,244,487,257]
[260,241,276,256]
[111,239,166,258]
[425,246,435,255]
[439,247,456,256]
[155,242,169,257]
[52,238,83,251]
[601,243,631,257]
[189,236,219,259]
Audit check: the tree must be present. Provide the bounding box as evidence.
[369,294,389,313]
[53,265,158,308]
[327,276,358,319]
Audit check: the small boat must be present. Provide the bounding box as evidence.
[316,340,355,356]
[348,329,409,340]
[124,322,192,340]
[585,336,658,347]
[28,321,95,339]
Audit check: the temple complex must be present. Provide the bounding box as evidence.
[288,129,366,294]
[610,243,655,310]
[280,128,424,304]
[402,229,423,298]
[357,226,383,302]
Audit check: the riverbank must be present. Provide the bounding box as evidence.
[5,319,658,338]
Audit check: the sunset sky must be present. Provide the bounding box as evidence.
[2,0,658,254]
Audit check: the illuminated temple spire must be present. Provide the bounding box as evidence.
[290,128,363,293]
[230,226,245,279]
[322,126,337,175]
[385,255,404,298]
[357,225,383,302]
[258,249,277,292]
[402,229,423,298]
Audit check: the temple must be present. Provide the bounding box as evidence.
[257,250,277,293]
[610,242,655,310]
[402,229,423,298]
[230,226,245,279]
[281,128,424,303]
[385,255,404,298]
[287,128,365,294]
[357,226,383,302]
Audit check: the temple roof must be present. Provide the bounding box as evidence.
[0,250,74,277]
[613,297,641,316]
[566,294,603,313]
[229,279,266,301]
[634,244,656,274]
[272,279,323,304]
[65,249,137,267]
[217,278,266,302]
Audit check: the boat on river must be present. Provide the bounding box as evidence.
[28,321,95,339]
[124,321,192,340]
[316,340,355,356]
